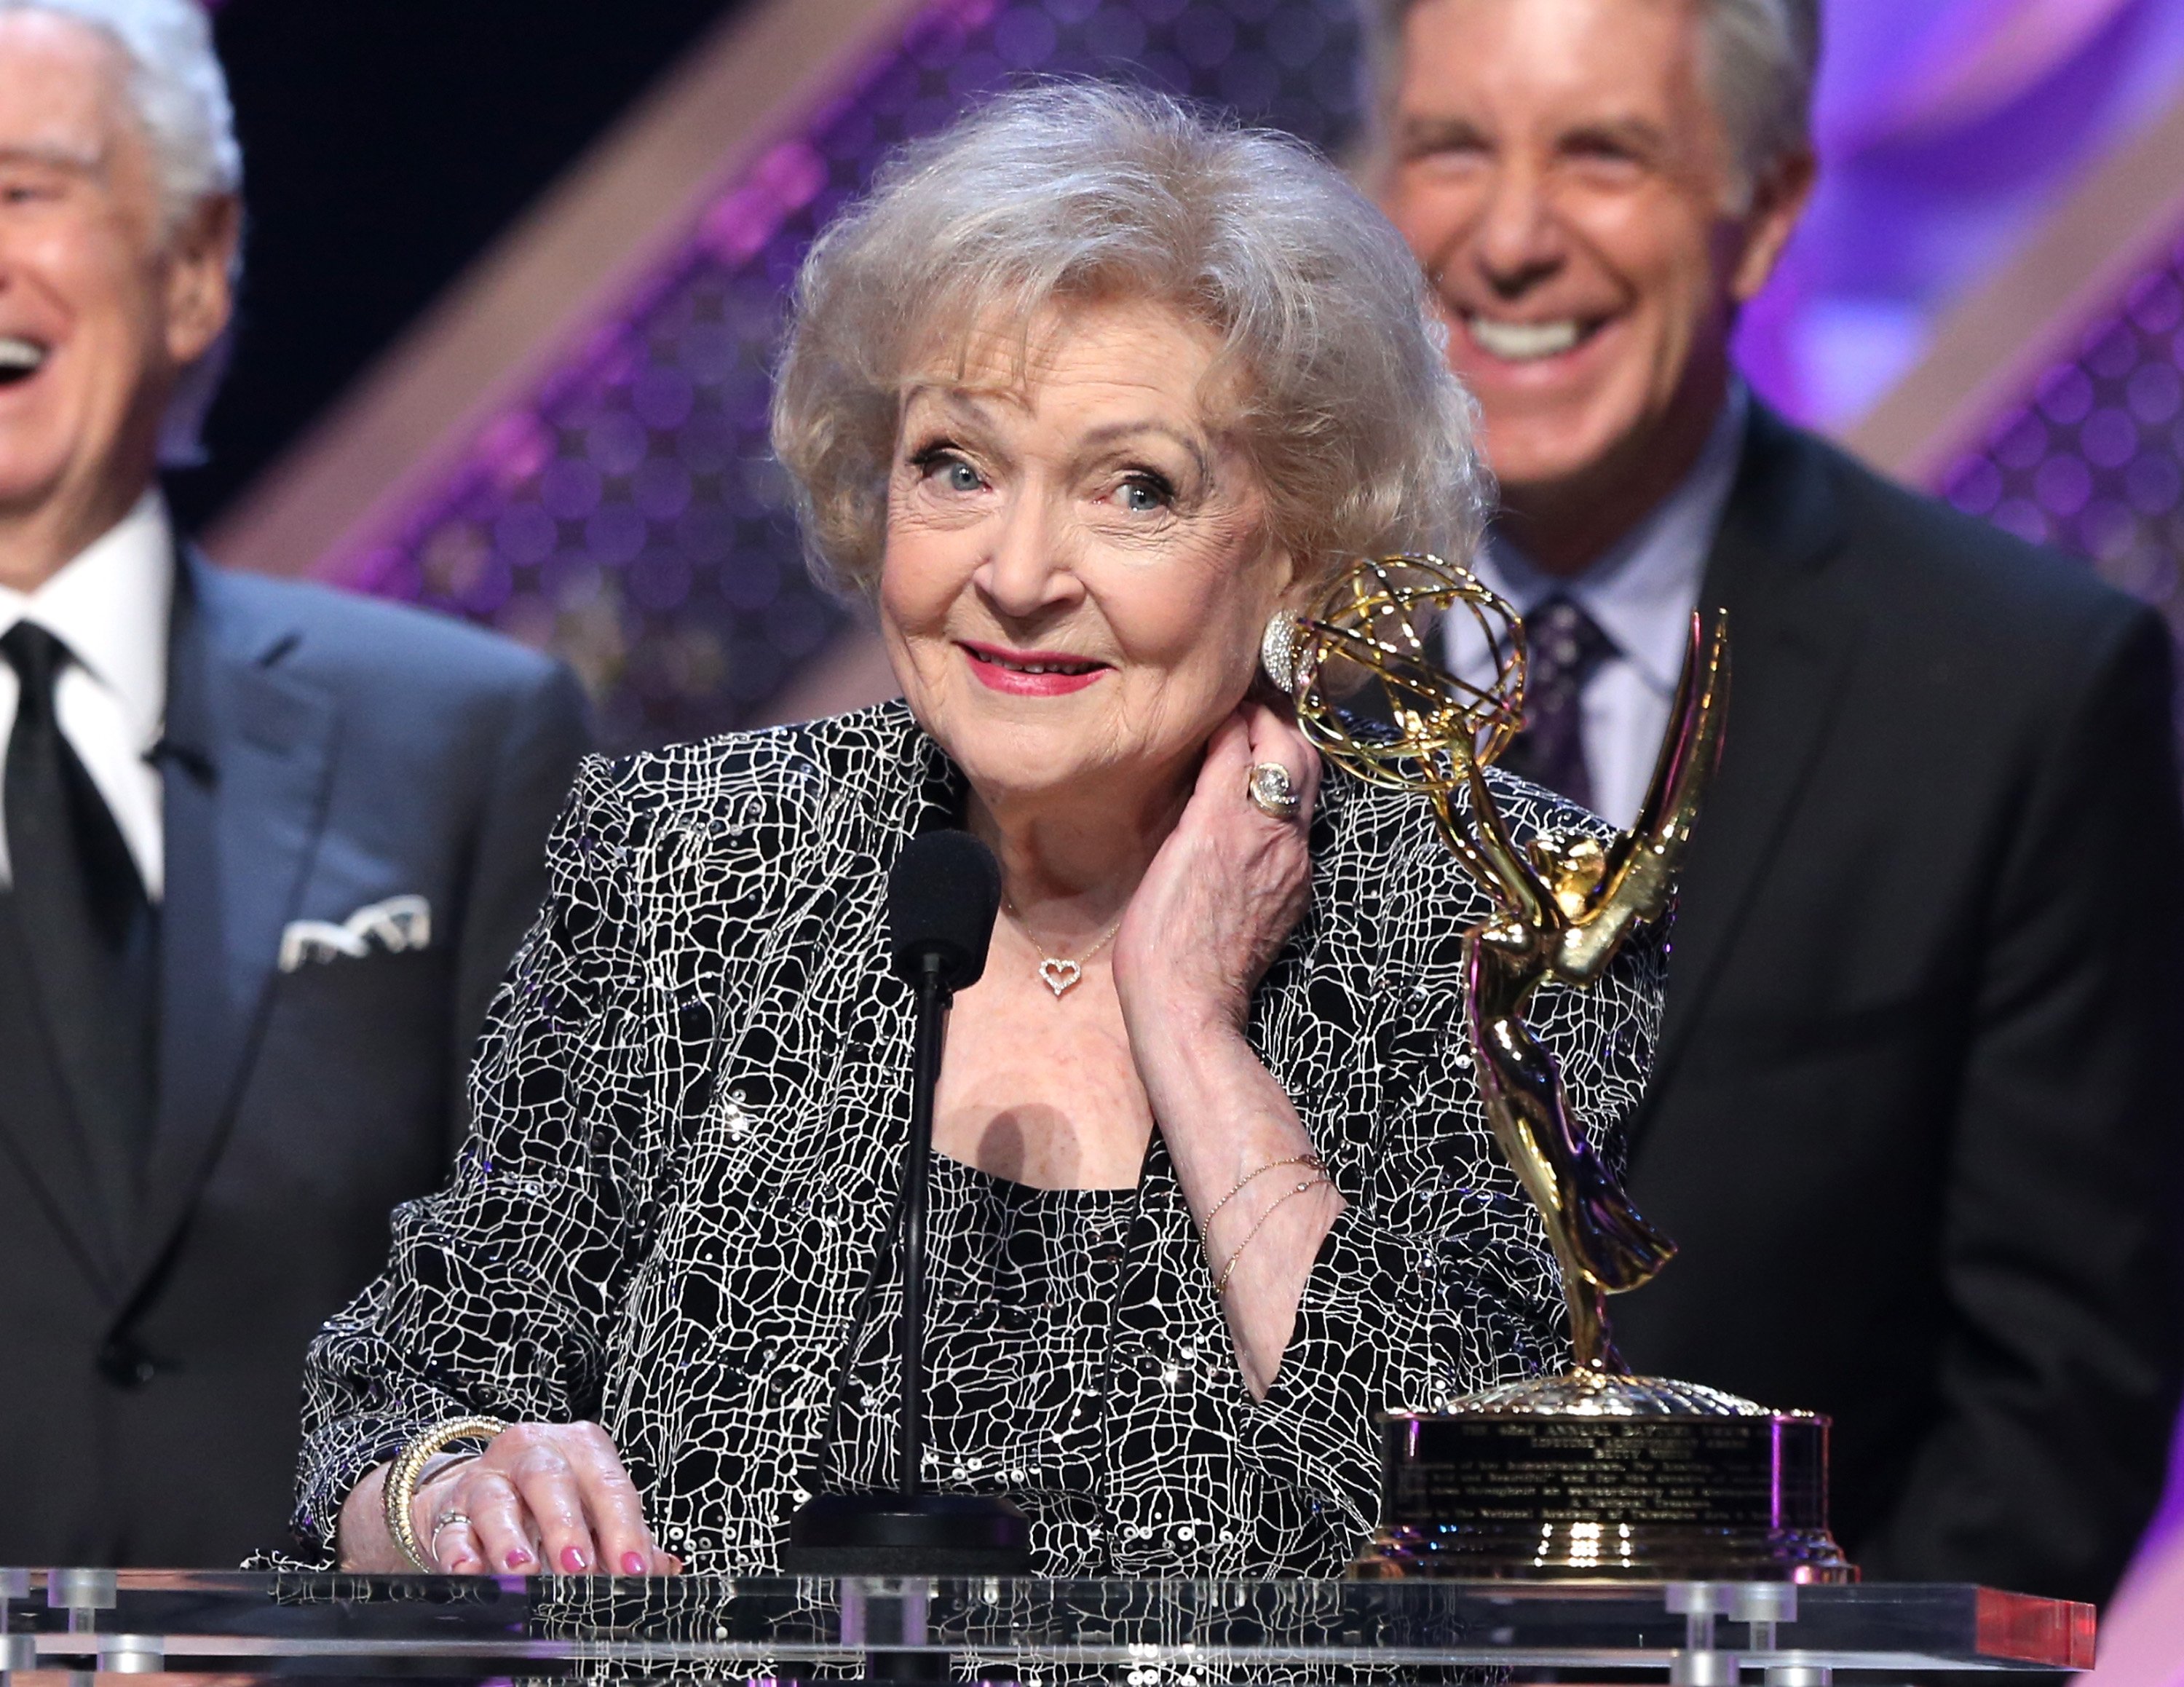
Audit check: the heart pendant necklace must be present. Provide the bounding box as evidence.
[1006,898,1125,999]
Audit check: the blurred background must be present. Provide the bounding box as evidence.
[178,0,2184,1662]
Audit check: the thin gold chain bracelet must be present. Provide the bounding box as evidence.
[1200,1151,1326,1244]
[1214,1174,1334,1297]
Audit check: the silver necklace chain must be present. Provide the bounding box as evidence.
[1003,896,1125,999]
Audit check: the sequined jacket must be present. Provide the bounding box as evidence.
[295,700,1665,1575]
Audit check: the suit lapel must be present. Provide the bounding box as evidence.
[126,553,338,1300]
[1647,408,1861,1091]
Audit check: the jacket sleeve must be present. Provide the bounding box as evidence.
[1239,914,1668,1539]
[293,754,657,1557]
[445,658,595,1157]
[1863,606,2184,1603]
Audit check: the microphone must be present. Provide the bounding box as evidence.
[887,829,1000,992]
[783,831,1032,1578]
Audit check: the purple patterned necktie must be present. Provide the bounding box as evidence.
[1499,595,1615,810]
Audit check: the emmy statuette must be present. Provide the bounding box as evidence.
[1267,556,1851,1583]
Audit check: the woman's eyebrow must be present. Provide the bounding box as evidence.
[1075,420,1211,479]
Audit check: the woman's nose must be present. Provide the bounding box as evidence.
[976,493,1080,618]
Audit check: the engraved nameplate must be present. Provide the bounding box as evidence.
[1383,1415,1829,1531]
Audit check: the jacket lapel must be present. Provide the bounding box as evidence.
[125,551,338,1300]
[1645,407,1861,1094]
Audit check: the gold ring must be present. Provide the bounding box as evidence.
[431,1510,472,1539]
[1247,761,1300,818]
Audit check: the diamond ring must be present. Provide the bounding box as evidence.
[1246,761,1301,819]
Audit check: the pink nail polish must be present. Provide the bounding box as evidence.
[620,1552,647,1577]
[561,1545,588,1574]
[505,1548,533,1570]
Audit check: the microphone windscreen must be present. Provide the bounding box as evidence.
[887,830,1002,990]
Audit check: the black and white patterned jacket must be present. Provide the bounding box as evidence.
[296,700,1664,1575]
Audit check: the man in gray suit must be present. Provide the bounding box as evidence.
[0,0,590,1563]
[1364,0,2184,1605]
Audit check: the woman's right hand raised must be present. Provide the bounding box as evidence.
[343,1421,682,1576]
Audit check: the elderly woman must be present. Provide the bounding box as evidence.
[301,82,1662,1580]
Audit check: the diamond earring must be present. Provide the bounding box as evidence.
[1261,609,1301,695]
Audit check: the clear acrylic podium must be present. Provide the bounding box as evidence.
[0,1570,2094,1681]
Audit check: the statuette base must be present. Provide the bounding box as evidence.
[1358,1372,1856,1583]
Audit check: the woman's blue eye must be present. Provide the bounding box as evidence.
[912,449,984,491]
[1119,478,1168,512]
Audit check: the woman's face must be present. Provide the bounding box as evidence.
[880,298,1294,816]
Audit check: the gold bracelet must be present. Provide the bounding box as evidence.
[1214,1174,1332,1297]
[383,1416,507,1572]
[1200,1151,1325,1244]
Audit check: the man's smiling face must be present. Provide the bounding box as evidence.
[0,10,229,530]
[1377,0,1795,502]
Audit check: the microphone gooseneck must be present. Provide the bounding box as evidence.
[782,830,1029,1581]
[886,830,1000,1498]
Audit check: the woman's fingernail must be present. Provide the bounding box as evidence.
[505,1548,533,1570]
[561,1546,588,1574]
[620,1552,647,1577]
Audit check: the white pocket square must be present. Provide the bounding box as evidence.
[279,894,432,973]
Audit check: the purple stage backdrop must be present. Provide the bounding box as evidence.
[1938,244,2184,707]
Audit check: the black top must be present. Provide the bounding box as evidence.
[831,1154,1136,1573]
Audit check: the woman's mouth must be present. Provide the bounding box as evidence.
[959,641,1111,696]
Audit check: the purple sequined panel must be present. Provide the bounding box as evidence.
[1939,233,2184,697]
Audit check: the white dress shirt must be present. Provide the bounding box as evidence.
[1462,387,1747,829]
[0,491,173,901]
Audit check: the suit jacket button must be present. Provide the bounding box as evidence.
[98,1340,157,1389]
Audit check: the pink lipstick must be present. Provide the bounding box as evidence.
[959,640,1110,697]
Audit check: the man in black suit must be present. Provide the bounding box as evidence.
[1366,0,2184,1603]
[0,0,590,1564]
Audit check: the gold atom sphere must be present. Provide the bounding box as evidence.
[1273,554,1528,794]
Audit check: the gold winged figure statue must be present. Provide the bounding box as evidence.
[1265,554,1728,1375]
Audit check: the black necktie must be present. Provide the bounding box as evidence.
[2,621,157,1238]
[1500,595,1615,810]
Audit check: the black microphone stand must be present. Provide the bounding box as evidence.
[897,949,944,1506]
[783,870,1032,1585]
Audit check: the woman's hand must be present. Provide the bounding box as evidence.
[339,1421,682,1576]
[1112,700,1339,1398]
[1112,700,1320,1038]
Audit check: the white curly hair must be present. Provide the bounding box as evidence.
[772,81,1489,604]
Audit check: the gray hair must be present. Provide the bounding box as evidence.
[1355,0,1821,199]
[772,81,1487,601]
[0,0,243,465]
